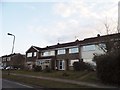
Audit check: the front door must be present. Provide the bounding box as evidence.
[58,60,65,70]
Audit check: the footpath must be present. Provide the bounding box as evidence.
[6,73,118,88]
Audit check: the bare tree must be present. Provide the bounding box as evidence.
[95,17,119,53]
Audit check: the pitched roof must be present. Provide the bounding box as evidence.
[41,39,80,50]
[26,33,120,52]
[26,46,42,53]
[82,33,120,45]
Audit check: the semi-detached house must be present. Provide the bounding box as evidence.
[25,33,120,70]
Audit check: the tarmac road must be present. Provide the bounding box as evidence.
[2,79,33,88]
[1,79,46,90]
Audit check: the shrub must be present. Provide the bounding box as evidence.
[34,66,42,72]
[73,61,93,71]
[94,50,120,85]
[43,65,51,73]
[85,63,96,71]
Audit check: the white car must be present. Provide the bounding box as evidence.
[0,66,4,70]
[6,66,13,70]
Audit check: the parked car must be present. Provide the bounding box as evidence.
[0,66,4,70]
[5,66,14,70]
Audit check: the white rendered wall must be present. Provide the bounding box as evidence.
[81,45,105,64]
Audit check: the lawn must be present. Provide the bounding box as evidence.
[2,70,100,84]
[2,73,89,88]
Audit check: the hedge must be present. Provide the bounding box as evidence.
[94,50,120,85]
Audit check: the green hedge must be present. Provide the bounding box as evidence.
[34,66,42,72]
[94,50,120,85]
[73,61,95,71]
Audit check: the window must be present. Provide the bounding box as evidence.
[7,57,11,61]
[41,50,55,56]
[69,59,79,66]
[36,60,50,66]
[83,45,96,51]
[27,53,32,57]
[98,43,106,50]
[34,52,37,57]
[50,51,55,56]
[69,47,79,53]
[43,52,48,56]
[58,49,65,55]
[45,60,50,64]
[3,58,6,61]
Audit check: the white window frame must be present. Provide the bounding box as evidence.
[27,52,32,57]
[7,57,11,61]
[69,47,79,53]
[82,45,96,51]
[41,50,55,56]
[50,51,55,56]
[34,52,37,57]
[58,60,65,70]
[58,49,65,55]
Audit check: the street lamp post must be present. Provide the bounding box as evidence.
[7,33,15,75]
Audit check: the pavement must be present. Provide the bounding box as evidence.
[8,73,119,88]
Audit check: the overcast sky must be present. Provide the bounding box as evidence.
[0,0,119,56]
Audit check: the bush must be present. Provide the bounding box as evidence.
[85,63,96,71]
[73,61,94,71]
[34,66,42,72]
[43,65,51,73]
[94,50,120,85]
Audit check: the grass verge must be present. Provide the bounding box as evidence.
[2,70,99,83]
[2,73,89,88]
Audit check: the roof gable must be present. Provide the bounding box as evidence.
[26,46,41,53]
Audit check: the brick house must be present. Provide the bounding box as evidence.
[25,33,120,70]
[1,53,25,69]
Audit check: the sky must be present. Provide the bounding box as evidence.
[0,0,119,56]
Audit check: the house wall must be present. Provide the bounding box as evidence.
[26,47,39,69]
[26,44,106,70]
[11,54,25,68]
[55,47,80,70]
[81,44,105,64]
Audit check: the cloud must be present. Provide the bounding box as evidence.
[27,0,119,46]
[54,0,118,19]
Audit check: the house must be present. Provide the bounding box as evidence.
[25,33,120,70]
[0,57,3,67]
[1,55,10,67]
[25,46,42,70]
[1,53,25,69]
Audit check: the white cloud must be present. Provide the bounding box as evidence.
[54,0,118,19]
[27,0,119,46]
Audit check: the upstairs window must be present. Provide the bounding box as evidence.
[69,47,79,53]
[34,52,37,57]
[58,49,65,55]
[3,58,6,61]
[41,50,55,56]
[83,45,96,51]
[7,57,11,61]
[43,52,49,56]
[27,52,32,57]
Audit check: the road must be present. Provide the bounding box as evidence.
[2,79,33,88]
[1,79,45,90]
